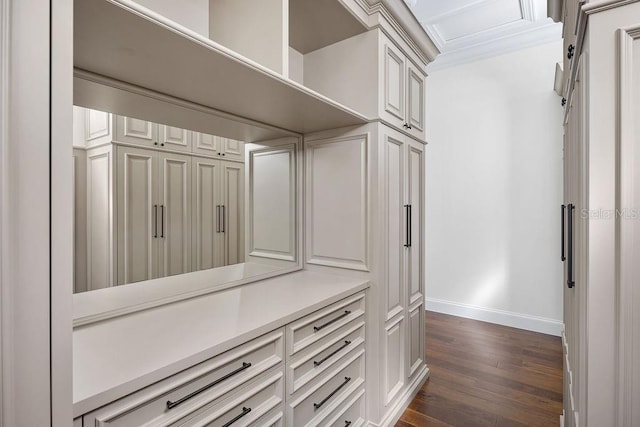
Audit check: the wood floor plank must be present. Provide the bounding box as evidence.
[396,311,563,427]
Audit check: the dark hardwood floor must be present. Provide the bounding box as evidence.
[396,311,563,427]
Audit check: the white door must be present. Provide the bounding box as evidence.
[192,156,224,270]
[115,115,158,148]
[380,126,406,408]
[221,161,244,265]
[222,138,245,162]
[406,62,425,140]
[116,146,159,285]
[158,152,192,278]
[380,38,405,127]
[193,132,224,157]
[158,125,192,153]
[406,138,425,381]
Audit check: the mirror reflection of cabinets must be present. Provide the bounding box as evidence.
[73,107,247,293]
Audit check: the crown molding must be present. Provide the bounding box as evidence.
[426,20,561,72]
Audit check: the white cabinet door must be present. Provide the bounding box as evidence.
[86,145,114,291]
[192,156,224,270]
[158,152,192,278]
[115,115,157,148]
[222,138,245,162]
[406,140,424,307]
[193,132,223,156]
[84,108,113,148]
[116,146,159,285]
[405,139,425,382]
[222,161,244,265]
[406,62,425,140]
[158,124,192,152]
[381,129,405,321]
[381,40,405,126]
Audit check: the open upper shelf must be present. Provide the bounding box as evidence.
[74,0,368,136]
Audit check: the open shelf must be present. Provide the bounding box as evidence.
[74,0,368,136]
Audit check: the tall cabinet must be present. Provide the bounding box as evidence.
[73,108,245,292]
[555,0,640,425]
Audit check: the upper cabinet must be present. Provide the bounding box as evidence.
[303,30,428,140]
[380,37,426,139]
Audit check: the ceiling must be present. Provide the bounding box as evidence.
[404,0,562,72]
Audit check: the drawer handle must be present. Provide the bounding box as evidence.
[221,407,251,427]
[345,422,352,427]
[313,376,351,411]
[166,362,251,410]
[314,311,351,332]
[314,340,351,367]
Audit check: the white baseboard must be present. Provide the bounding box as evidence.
[426,297,564,336]
[367,365,430,427]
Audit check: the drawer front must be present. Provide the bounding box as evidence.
[288,321,365,395]
[171,369,284,427]
[288,348,365,427]
[84,330,283,427]
[287,293,365,357]
[324,387,365,427]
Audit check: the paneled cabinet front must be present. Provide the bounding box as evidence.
[380,126,425,395]
[380,37,426,140]
[193,131,245,162]
[191,156,245,272]
[116,146,192,285]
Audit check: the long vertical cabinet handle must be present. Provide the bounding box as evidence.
[561,204,566,261]
[408,204,412,247]
[567,204,575,288]
[153,205,158,238]
[404,205,411,247]
[216,205,220,233]
[160,205,165,238]
[222,205,225,233]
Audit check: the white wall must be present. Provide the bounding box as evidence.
[425,41,564,335]
[134,0,209,36]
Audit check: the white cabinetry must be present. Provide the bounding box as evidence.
[380,37,425,140]
[115,116,193,152]
[192,156,245,271]
[303,29,427,140]
[379,125,425,411]
[193,131,245,162]
[558,1,640,425]
[115,145,192,285]
[304,123,426,426]
[76,288,367,427]
[74,108,245,289]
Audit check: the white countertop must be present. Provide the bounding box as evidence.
[73,270,369,417]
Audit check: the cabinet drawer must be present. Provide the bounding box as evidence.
[324,386,365,427]
[287,293,365,357]
[288,321,365,395]
[84,330,283,426]
[172,369,284,427]
[287,348,365,427]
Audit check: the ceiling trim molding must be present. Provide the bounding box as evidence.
[426,20,561,72]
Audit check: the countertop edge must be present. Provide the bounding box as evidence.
[73,280,369,417]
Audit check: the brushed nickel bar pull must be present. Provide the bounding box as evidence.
[404,205,411,247]
[313,377,351,410]
[314,341,351,367]
[314,310,351,332]
[160,205,165,238]
[221,407,251,427]
[561,204,566,262]
[567,204,575,288]
[216,205,220,233]
[153,205,158,238]
[166,362,251,410]
[221,205,225,233]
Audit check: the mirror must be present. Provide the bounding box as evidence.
[72,106,299,302]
